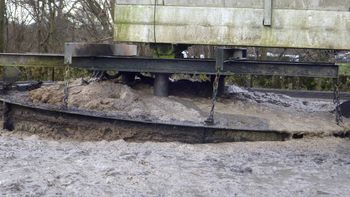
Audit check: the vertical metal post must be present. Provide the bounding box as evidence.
[215,48,247,96]
[211,75,226,96]
[3,102,13,131]
[154,73,169,97]
[264,0,272,26]
[121,72,136,84]
[216,48,226,96]
[206,48,226,125]
[51,68,55,81]
[216,48,225,71]
[218,76,226,96]
[206,48,248,125]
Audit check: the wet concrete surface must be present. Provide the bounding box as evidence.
[0,131,349,196]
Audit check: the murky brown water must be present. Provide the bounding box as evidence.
[0,131,349,196]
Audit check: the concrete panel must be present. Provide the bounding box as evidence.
[116,0,263,8]
[273,0,350,11]
[114,4,350,49]
[117,0,163,5]
[117,0,350,11]
[163,0,262,8]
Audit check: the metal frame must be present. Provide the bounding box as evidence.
[0,49,339,97]
[0,48,346,138]
[74,57,338,78]
[0,53,337,78]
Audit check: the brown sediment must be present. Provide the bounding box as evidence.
[29,80,203,122]
[16,79,349,141]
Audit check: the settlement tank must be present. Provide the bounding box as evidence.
[114,0,350,50]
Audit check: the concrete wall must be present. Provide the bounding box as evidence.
[114,0,350,49]
[117,0,350,11]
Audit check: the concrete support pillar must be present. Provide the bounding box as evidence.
[154,73,169,97]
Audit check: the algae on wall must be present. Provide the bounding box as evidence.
[114,0,350,50]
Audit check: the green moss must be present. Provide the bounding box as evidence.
[114,24,131,42]
[0,58,63,68]
[114,5,154,42]
[153,44,175,58]
[339,63,350,76]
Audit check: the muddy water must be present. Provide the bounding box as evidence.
[0,131,349,196]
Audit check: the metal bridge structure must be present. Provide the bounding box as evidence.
[0,0,349,96]
[0,0,349,142]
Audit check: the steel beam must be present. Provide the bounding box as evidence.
[64,43,114,65]
[71,57,338,78]
[0,53,339,78]
[224,60,338,78]
[64,43,137,64]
